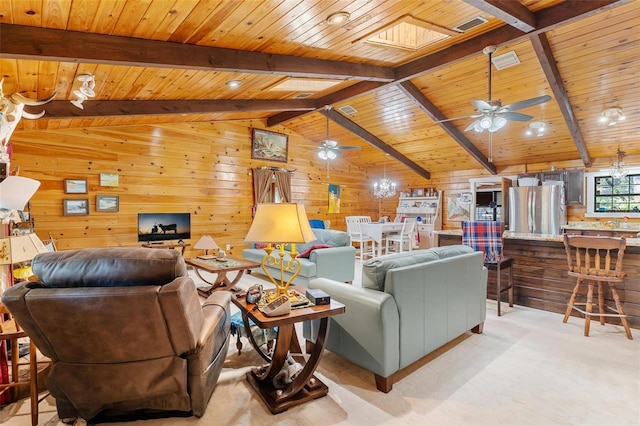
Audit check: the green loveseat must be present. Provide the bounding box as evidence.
[242,228,356,286]
[304,245,487,392]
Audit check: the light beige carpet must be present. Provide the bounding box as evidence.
[3,267,639,425]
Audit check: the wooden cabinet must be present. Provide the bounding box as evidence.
[396,191,442,248]
[538,169,584,205]
[564,170,584,205]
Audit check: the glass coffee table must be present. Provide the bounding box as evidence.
[185,256,260,297]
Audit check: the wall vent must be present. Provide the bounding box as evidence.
[492,51,520,70]
[453,16,488,32]
[293,92,313,99]
[339,105,357,115]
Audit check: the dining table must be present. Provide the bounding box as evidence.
[359,222,404,257]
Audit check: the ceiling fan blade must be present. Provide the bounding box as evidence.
[434,113,482,124]
[498,111,533,122]
[338,146,361,150]
[465,118,482,132]
[472,99,493,111]
[502,95,552,112]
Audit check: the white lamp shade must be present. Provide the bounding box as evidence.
[194,235,219,250]
[7,234,49,264]
[0,176,41,210]
[245,203,317,244]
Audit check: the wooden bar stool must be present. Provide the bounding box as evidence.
[562,235,632,340]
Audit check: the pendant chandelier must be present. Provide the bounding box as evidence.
[373,156,396,198]
[609,147,628,180]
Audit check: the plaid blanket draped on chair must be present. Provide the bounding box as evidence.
[462,221,504,265]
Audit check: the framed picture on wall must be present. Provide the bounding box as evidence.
[65,179,87,194]
[96,195,119,212]
[63,199,89,216]
[447,192,472,221]
[251,129,288,163]
[100,173,119,187]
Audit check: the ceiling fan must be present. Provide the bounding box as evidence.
[317,106,361,161]
[439,45,551,133]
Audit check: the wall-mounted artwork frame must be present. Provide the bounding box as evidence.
[447,192,473,222]
[96,195,119,212]
[100,173,119,187]
[65,179,87,194]
[63,199,89,216]
[251,129,288,163]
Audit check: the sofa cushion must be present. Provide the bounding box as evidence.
[429,245,475,259]
[362,249,439,291]
[296,244,332,258]
[296,229,350,252]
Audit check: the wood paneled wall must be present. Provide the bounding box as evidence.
[10,120,636,256]
[11,120,389,257]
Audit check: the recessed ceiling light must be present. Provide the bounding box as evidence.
[525,121,547,136]
[226,80,241,89]
[599,107,625,126]
[326,11,350,25]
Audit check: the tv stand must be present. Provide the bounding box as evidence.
[142,242,189,255]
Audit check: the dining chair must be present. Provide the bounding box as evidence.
[385,218,417,254]
[462,221,514,316]
[562,235,632,339]
[345,216,376,260]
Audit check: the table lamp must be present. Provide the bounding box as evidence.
[244,203,316,301]
[0,234,49,287]
[194,235,219,255]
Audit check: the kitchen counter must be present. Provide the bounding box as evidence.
[435,229,640,246]
[437,230,640,330]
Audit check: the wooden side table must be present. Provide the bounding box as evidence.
[232,286,345,414]
[184,257,260,297]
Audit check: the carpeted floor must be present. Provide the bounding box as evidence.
[3,264,639,425]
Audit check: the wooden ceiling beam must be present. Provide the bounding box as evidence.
[321,108,431,180]
[463,0,536,33]
[530,33,592,167]
[397,81,497,174]
[0,24,396,82]
[41,99,316,118]
[267,81,387,127]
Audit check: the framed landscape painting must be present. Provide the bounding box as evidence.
[251,129,288,163]
[63,199,89,216]
[65,179,87,194]
[96,195,119,212]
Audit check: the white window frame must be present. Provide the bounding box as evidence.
[585,167,640,218]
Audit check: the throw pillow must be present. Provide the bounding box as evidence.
[296,244,332,258]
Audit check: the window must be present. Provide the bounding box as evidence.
[585,168,640,218]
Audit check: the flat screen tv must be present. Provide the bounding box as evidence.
[138,212,191,243]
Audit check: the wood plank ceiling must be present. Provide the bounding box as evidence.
[1,0,638,177]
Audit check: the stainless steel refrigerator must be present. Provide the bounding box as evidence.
[509,185,566,235]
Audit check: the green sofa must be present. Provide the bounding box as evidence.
[242,228,356,286]
[304,245,488,392]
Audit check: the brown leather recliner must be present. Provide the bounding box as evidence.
[2,247,231,422]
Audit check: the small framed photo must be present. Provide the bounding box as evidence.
[411,188,425,197]
[63,199,89,216]
[251,128,288,163]
[96,195,119,212]
[65,179,88,194]
[100,173,119,187]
